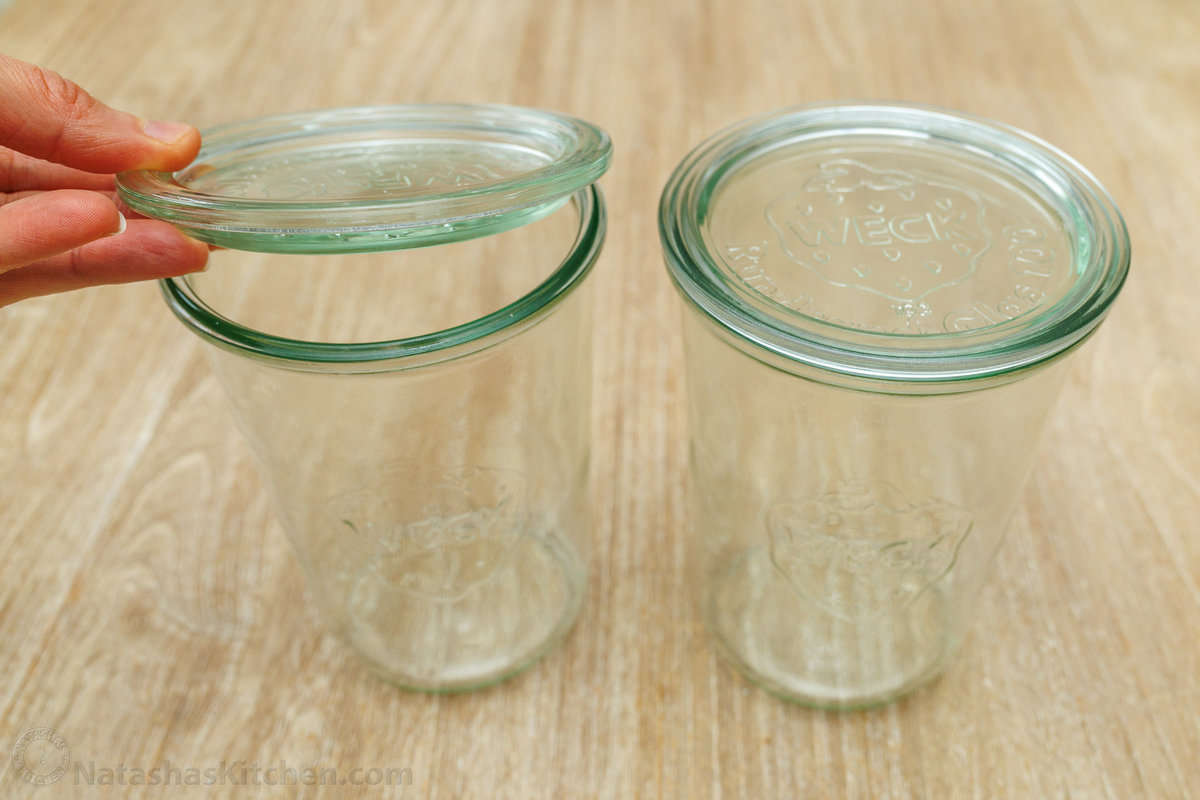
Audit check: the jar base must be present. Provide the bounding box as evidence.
[339,530,586,692]
[705,547,953,710]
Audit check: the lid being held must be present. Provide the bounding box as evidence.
[118,104,611,253]
[659,103,1130,387]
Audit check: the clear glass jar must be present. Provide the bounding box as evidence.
[119,105,610,691]
[659,103,1130,709]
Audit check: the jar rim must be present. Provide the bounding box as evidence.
[160,186,604,373]
[658,102,1131,385]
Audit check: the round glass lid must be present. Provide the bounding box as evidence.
[659,103,1130,383]
[117,104,611,253]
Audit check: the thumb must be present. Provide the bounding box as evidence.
[0,54,200,173]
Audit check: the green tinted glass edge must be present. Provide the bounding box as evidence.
[658,103,1131,388]
[160,186,604,373]
[118,104,611,253]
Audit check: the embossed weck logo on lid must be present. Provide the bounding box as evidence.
[766,159,992,306]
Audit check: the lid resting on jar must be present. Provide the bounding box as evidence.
[659,103,1130,386]
[117,104,611,253]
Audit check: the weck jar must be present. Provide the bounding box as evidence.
[118,104,610,691]
[659,103,1130,709]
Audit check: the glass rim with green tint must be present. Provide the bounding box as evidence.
[116,104,610,374]
[658,102,1130,391]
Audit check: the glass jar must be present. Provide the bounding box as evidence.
[118,105,610,691]
[659,103,1130,709]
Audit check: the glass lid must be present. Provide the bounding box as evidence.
[659,103,1130,385]
[117,104,611,253]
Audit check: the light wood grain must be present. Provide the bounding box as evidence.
[1,0,1197,797]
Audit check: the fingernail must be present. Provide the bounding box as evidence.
[105,212,127,238]
[142,119,193,144]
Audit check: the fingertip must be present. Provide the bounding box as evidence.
[142,222,211,276]
[55,189,124,235]
[181,233,211,274]
[0,189,124,270]
[0,215,211,303]
[0,55,202,174]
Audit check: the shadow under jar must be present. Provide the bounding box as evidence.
[118,105,610,691]
[659,103,1129,710]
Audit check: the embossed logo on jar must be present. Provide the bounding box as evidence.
[331,465,526,601]
[766,482,971,621]
[765,159,993,303]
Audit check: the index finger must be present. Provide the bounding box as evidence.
[0,54,200,173]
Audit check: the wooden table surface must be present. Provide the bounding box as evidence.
[2,0,1198,797]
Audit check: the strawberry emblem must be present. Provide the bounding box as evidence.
[767,482,971,622]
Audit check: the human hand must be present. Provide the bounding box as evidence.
[0,54,209,307]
